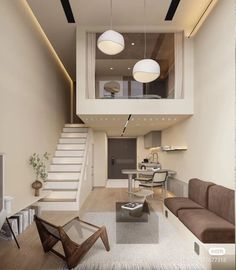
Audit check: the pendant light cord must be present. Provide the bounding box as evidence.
[110,0,113,29]
[144,0,147,59]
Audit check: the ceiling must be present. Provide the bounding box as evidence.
[79,114,190,137]
[27,0,215,80]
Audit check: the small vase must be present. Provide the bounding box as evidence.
[32,180,43,197]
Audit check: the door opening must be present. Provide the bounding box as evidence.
[108,138,137,179]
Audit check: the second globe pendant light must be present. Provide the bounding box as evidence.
[97,0,125,55]
[133,0,160,83]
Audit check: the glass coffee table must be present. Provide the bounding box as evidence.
[115,201,159,244]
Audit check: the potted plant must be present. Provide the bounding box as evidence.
[29,152,49,196]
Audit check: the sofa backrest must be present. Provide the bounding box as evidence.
[208,185,235,225]
[188,178,215,208]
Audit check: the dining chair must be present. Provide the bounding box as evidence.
[138,171,169,200]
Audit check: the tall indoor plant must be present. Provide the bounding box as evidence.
[29,152,49,196]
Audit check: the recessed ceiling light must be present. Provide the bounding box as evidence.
[128,67,131,70]
[131,42,135,46]
[110,67,114,70]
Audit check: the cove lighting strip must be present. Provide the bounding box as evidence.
[23,1,73,84]
[121,115,132,137]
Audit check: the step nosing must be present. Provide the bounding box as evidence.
[45,180,79,182]
[43,189,77,191]
[40,198,76,202]
[48,171,80,173]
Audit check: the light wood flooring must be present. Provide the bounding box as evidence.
[0,187,171,270]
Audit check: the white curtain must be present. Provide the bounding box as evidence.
[174,32,184,99]
[86,32,96,99]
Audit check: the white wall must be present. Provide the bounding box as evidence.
[93,132,108,186]
[159,0,235,189]
[0,1,72,210]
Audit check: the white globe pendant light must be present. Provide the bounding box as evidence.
[133,59,160,83]
[97,0,124,55]
[132,0,160,83]
[97,30,124,55]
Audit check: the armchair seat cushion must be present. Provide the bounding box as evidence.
[164,197,203,216]
[178,209,235,243]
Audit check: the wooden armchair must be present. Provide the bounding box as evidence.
[34,215,110,269]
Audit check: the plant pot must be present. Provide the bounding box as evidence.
[32,180,43,197]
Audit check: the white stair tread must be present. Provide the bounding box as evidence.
[52,157,83,164]
[55,150,84,157]
[46,191,77,199]
[65,124,88,128]
[40,198,76,202]
[57,144,85,150]
[50,164,82,172]
[59,138,86,144]
[47,172,80,180]
[45,179,79,182]
[44,188,77,191]
[63,127,88,133]
[44,181,78,189]
[61,133,87,138]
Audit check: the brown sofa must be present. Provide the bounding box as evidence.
[164,179,235,243]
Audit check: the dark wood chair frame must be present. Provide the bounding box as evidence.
[34,215,110,269]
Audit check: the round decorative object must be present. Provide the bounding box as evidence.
[104,81,120,93]
[97,30,125,55]
[133,59,160,83]
[32,180,43,197]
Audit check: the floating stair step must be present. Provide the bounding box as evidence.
[63,127,88,133]
[55,150,84,157]
[46,190,77,199]
[40,198,76,203]
[44,181,78,189]
[61,133,87,138]
[52,157,83,164]
[64,124,88,128]
[44,188,77,192]
[45,179,79,182]
[47,172,80,180]
[57,144,85,150]
[50,164,82,172]
[59,138,86,144]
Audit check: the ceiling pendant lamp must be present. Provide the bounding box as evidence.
[133,0,160,83]
[97,0,124,55]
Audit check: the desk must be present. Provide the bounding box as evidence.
[121,169,176,193]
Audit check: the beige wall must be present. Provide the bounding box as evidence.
[0,1,72,210]
[137,136,150,167]
[93,132,108,186]
[159,0,235,189]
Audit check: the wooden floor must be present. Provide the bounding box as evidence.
[0,187,170,270]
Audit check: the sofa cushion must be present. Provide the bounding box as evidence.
[188,178,215,208]
[164,197,203,216]
[178,209,235,243]
[208,185,235,225]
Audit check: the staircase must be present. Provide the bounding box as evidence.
[39,124,91,211]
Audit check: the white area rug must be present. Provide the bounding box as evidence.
[59,211,206,270]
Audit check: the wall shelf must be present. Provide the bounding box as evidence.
[161,147,187,152]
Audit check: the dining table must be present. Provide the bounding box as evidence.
[121,169,176,194]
